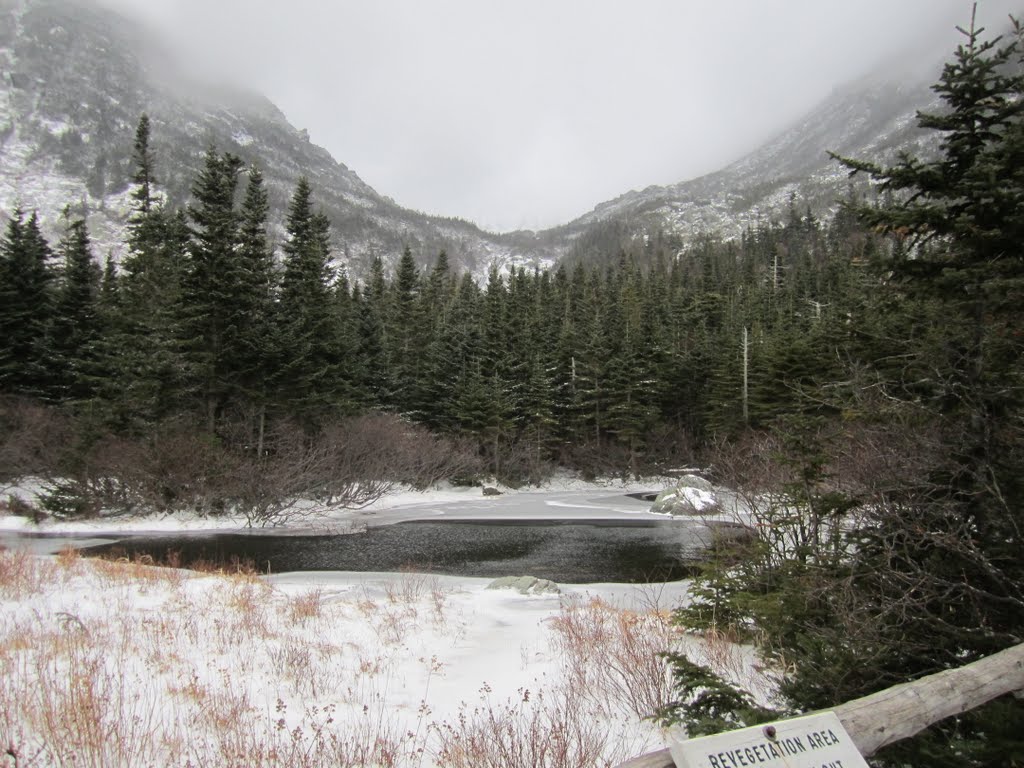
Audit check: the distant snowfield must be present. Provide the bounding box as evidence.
[0,479,769,766]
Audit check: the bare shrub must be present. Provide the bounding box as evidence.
[227,413,484,526]
[377,417,483,489]
[0,397,71,486]
[36,419,239,518]
[491,435,557,488]
[223,418,387,526]
[0,617,165,767]
[1,493,41,522]
[288,588,326,624]
[643,424,698,475]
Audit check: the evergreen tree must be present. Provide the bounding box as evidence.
[234,165,280,451]
[47,217,102,405]
[571,268,610,444]
[669,18,1024,767]
[276,178,343,419]
[0,210,55,397]
[414,251,456,427]
[829,13,1024,674]
[130,114,156,216]
[433,272,483,431]
[183,148,244,431]
[107,117,190,430]
[604,258,658,475]
[386,246,422,413]
[357,256,390,406]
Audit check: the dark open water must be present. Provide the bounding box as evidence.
[82,518,726,583]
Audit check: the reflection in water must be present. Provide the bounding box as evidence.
[83,519,721,583]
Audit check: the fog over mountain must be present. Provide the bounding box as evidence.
[2,0,1022,279]
[90,0,1020,232]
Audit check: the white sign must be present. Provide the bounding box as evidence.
[669,711,869,768]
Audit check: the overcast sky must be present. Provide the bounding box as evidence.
[95,0,1019,232]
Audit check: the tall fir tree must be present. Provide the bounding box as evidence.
[276,178,343,420]
[183,148,244,432]
[385,246,422,414]
[233,164,279,452]
[107,116,190,430]
[47,217,102,406]
[0,210,55,398]
[830,13,1024,672]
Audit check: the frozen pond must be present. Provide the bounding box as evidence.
[5,489,745,583]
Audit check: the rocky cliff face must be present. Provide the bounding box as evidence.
[0,0,944,279]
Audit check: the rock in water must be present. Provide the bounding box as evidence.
[651,474,720,516]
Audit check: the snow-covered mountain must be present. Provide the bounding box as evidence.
[0,0,946,278]
[0,0,562,278]
[548,72,940,263]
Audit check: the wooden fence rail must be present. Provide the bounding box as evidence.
[615,641,1024,768]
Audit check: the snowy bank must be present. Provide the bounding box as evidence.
[0,548,773,767]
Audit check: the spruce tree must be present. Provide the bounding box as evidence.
[357,256,390,406]
[108,117,190,430]
[234,165,279,451]
[435,272,483,431]
[183,148,244,431]
[47,218,102,406]
[0,210,55,397]
[386,246,422,414]
[130,114,156,217]
[276,178,342,420]
[413,251,456,427]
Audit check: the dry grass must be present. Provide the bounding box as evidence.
[431,687,637,768]
[550,595,680,721]
[0,552,680,768]
[0,547,58,599]
[288,587,325,624]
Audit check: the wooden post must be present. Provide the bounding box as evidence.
[614,642,1024,768]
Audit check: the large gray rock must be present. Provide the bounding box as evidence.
[651,475,720,516]
[486,575,561,595]
[676,474,714,493]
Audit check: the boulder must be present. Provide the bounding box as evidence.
[676,473,714,493]
[651,474,720,516]
[482,486,502,496]
[486,575,561,595]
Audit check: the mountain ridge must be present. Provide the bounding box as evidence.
[0,0,565,278]
[0,0,948,277]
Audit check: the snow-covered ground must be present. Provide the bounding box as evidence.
[0,475,746,540]
[0,479,769,766]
